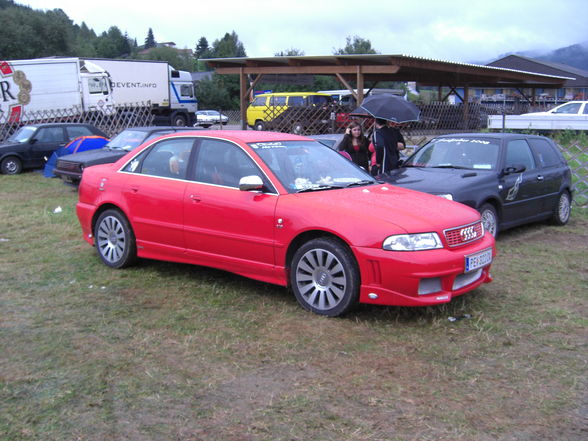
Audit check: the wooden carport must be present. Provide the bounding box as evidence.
[203,54,572,129]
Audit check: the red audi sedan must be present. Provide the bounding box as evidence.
[77,130,495,316]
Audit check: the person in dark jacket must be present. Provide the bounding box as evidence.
[371,118,405,175]
[338,121,370,170]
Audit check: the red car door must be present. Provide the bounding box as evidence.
[183,138,279,280]
[121,138,193,254]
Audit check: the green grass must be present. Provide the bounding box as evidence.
[1,172,587,441]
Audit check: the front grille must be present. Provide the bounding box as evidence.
[56,161,81,172]
[444,221,484,247]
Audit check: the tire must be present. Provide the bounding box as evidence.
[551,191,571,226]
[172,113,187,126]
[254,120,265,131]
[94,209,137,269]
[202,124,212,128]
[290,237,360,317]
[1,156,22,175]
[291,122,304,135]
[479,203,499,237]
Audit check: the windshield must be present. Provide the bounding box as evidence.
[405,137,500,170]
[105,130,153,151]
[249,140,375,193]
[7,126,37,143]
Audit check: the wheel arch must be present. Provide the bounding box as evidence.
[284,230,355,281]
[91,203,131,238]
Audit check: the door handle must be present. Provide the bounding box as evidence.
[537,175,544,181]
[189,194,201,202]
[130,186,140,193]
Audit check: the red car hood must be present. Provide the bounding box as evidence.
[288,184,480,235]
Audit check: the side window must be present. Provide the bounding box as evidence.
[35,127,65,143]
[505,140,536,171]
[180,84,193,98]
[125,138,194,179]
[289,96,304,107]
[192,139,262,188]
[66,126,94,140]
[553,103,581,114]
[273,96,287,106]
[251,96,266,107]
[528,139,562,168]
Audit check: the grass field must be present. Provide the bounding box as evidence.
[1,172,587,441]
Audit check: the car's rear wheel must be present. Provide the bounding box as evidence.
[1,156,22,175]
[254,120,265,131]
[479,203,499,237]
[94,209,137,268]
[290,237,359,316]
[551,191,571,225]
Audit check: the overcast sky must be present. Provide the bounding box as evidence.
[22,0,588,63]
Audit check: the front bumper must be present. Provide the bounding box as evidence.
[353,234,495,307]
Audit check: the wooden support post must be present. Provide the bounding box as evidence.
[356,66,364,105]
[239,68,247,129]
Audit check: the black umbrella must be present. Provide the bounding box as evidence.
[351,93,421,123]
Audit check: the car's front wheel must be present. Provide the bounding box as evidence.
[290,237,359,316]
[479,203,499,237]
[551,191,571,226]
[1,156,22,175]
[94,209,137,268]
[254,120,265,131]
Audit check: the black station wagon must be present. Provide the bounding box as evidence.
[382,133,573,236]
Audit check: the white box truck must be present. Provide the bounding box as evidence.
[85,58,198,126]
[0,57,114,123]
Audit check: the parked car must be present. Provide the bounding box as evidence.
[0,123,107,175]
[381,133,573,236]
[77,130,495,317]
[194,110,229,127]
[54,126,197,184]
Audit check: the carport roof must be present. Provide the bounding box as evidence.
[203,54,572,88]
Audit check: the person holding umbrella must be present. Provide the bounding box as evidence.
[370,118,406,175]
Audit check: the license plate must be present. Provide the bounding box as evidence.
[465,248,493,272]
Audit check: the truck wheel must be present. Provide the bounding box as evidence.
[172,113,187,126]
[254,121,265,131]
[1,156,22,175]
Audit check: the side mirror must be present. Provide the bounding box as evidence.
[29,138,38,144]
[502,164,526,175]
[239,175,264,191]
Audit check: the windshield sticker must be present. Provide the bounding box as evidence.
[473,164,492,169]
[437,138,491,145]
[250,142,287,149]
[128,159,139,172]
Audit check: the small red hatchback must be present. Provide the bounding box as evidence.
[77,130,495,316]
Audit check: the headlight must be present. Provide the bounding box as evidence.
[436,193,453,200]
[383,233,443,251]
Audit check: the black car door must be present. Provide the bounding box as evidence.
[499,139,544,224]
[527,138,566,214]
[28,127,67,167]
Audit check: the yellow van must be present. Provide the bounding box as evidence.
[247,92,333,131]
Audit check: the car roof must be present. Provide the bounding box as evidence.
[22,123,95,128]
[434,132,550,141]
[118,126,197,132]
[150,129,310,143]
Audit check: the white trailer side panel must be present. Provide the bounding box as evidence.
[87,59,169,107]
[2,59,83,114]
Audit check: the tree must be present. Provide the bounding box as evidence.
[194,36,212,59]
[138,46,193,71]
[144,27,156,49]
[274,48,305,57]
[211,31,246,58]
[334,35,378,55]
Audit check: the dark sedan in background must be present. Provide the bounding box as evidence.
[0,123,106,175]
[382,133,573,236]
[54,126,197,183]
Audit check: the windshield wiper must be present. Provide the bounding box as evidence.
[345,179,375,188]
[432,164,471,170]
[296,185,344,193]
